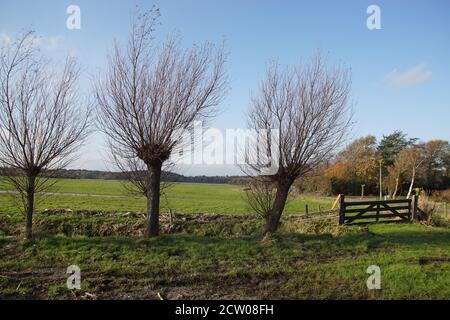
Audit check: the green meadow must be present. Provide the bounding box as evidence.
[0,178,334,216]
[0,178,449,300]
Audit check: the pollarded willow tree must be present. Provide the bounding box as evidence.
[95,11,228,237]
[0,32,90,239]
[246,54,352,235]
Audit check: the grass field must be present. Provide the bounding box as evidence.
[0,178,449,300]
[0,178,334,217]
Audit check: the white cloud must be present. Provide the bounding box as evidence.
[67,47,78,58]
[0,32,12,45]
[388,64,432,88]
[0,31,63,50]
[32,35,64,50]
[46,35,64,49]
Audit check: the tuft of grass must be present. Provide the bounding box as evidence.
[281,217,347,236]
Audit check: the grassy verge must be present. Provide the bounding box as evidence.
[0,218,449,299]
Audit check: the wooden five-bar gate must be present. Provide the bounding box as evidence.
[338,194,419,225]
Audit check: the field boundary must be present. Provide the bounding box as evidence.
[35,208,339,222]
[339,194,416,225]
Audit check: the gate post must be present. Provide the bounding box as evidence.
[338,194,345,225]
[411,195,419,221]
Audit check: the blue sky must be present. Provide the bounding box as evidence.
[1,0,449,175]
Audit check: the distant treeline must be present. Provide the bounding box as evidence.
[46,169,247,184]
[295,131,450,197]
[5,130,447,197]
[0,167,251,184]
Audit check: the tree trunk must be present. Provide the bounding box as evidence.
[262,181,291,235]
[25,175,36,239]
[392,175,399,199]
[406,166,415,199]
[145,162,162,237]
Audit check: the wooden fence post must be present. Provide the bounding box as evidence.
[408,198,412,220]
[411,195,419,221]
[338,194,345,225]
[376,203,380,223]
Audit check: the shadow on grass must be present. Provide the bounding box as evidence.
[25,233,252,249]
[368,230,450,246]
[284,225,450,249]
[20,222,450,253]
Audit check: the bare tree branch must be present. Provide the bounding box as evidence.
[0,31,91,238]
[245,52,352,235]
[95,9,228,236]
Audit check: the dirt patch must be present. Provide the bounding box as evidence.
[418,256,450,264]
[157,287,257,300]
